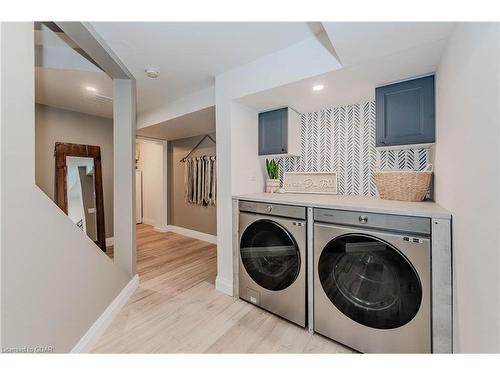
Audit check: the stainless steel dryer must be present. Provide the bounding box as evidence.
[239,201,306,327]
[314,208,431,353]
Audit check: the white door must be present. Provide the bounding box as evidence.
[136,170,142,224]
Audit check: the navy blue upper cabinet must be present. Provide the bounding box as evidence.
[376,75,435,147]
[259,107,301,156]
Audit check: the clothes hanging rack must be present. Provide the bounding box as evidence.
[180,134,216,162]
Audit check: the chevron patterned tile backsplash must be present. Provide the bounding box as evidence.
[276,101,430,196]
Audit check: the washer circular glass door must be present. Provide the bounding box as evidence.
[240,219,300,291]
[318,234,422,329]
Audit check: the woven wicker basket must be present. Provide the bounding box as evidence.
[375,167,433,202]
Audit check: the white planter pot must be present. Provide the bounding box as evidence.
[266,178,280,193]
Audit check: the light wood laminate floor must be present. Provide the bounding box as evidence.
[93,224,353,353]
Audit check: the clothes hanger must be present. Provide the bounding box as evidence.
[180,134,216,162]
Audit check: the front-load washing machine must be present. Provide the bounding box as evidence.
[314,208,431,353]
[239,200,306,327]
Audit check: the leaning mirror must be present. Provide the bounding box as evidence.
[54,142,106,251]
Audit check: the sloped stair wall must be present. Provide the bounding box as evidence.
[1,22,132,353]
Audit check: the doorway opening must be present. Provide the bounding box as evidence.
[133,106,217,290]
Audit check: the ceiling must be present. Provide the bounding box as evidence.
[35,22,455,132]
[36,67,113,118]
[35,24,114,118]
[136,106,215,141]
[90,22,323,116]
[237,23,455,114]
[237,37,449,114]
[323,22,454,67]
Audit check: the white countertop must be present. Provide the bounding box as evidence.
[233,192,451,219]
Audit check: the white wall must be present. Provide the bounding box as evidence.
[230,103,265,195]
[215,35,341,295]
[136,139,165,229]
[0,21,3,349]
[434,22,500,352]
[0,23,131,352]
[112,78,137,277]
[137,86,215,129]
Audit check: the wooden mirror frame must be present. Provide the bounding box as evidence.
[55,142,106,251]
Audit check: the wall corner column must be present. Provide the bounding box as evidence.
[113,78,137,277]
[161,140,169,231]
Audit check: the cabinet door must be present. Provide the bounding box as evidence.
[258,108,288,155]
[376,75,435,147]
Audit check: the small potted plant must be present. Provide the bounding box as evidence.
[265,159,280,193]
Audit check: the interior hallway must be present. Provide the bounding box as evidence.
[93,224,352,353]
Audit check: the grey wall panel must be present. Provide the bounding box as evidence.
[35,104,115,238]
[168,133,217,236]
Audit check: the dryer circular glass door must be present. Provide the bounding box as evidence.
[240,219,300,291]
[318,234,422,329]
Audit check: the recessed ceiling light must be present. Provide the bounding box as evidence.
[86,86,98,92]
[312,84,324,91]
[145,69,159,79]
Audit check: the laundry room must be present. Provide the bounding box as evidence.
[231,78,450,352]
[4,18,500,360]
[223,22,495,354]
[230,71,452,352]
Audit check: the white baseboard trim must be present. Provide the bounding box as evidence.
[105,237,114,247]
[71,274,139,353]
[215,276,233,296]
[153,226,169,233]
[165,225,217,244]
